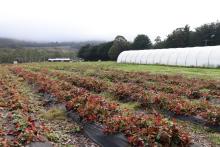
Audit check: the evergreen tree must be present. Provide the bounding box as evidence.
[108,35,130,60]
[132,34,152,49]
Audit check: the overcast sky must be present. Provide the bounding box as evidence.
[0,0,219,42]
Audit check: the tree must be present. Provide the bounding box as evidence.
[132,34,152,49]
[193,22,220,46]
[108,35,130,60]
[88,45,99,61]
[154,36,162,44]
[154,36,166,49]
[165,25,192,48]
[97,41,113,60]
[154,40,167,49]
[78,42,113,61]
[77,44,91,59]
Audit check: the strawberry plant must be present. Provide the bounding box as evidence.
[0,68,50,146]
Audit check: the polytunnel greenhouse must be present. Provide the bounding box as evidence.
[117,45,220,68]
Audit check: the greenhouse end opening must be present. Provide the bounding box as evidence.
[117,45,220,68]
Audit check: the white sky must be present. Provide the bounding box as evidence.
[0,0,219,42]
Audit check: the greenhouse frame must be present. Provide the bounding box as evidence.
[117,45,220,68]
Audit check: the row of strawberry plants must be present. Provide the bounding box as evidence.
[67,67,220,100]
[0,68,49,146]
[40,68,108,93]
[11,66,191,146]
[59,65,216,88]
[104,81,220,126]
[111,83,220,125]
[40,69,220,126]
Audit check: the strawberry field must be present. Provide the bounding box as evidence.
[1,62,220,147]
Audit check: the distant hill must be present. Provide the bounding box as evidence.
[0,37,104,63]
[0,37,103,50]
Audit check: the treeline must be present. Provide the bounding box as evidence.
[78,35,152,61]
[0,48,76,63]
[78,22,220,61]
[154,22,220,49]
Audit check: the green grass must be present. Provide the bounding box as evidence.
[24,61,220,80]
[100,92,140,111]
[208,133,220,145]
[40,108,67,120]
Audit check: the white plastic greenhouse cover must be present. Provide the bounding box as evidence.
[117,45,220,68]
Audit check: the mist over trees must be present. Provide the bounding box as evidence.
[0,38,102,49]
